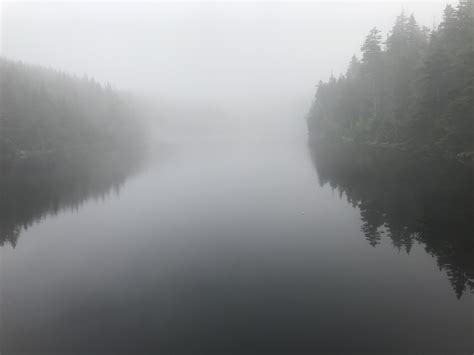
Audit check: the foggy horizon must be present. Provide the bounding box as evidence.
[1,1,455,134]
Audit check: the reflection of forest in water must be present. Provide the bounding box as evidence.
[0,152,142,248]
[310,140,473,298]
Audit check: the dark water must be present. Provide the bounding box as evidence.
[1,139,473,354]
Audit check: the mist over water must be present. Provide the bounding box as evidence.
[1,1,473,354]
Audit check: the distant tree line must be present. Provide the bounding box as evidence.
[0,58,146,247]
[307,1,473,161]
[0,58,144,169]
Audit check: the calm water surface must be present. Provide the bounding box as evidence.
[1,139,472,354]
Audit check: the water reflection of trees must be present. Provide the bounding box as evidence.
[0,152,142,247]
[309,140,473,298]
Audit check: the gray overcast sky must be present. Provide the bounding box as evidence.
[0,1,454,136]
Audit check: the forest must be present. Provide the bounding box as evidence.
[307,1,473,163]
[0,58,144,170]
[0,58,146,246]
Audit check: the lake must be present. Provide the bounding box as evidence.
[1,137,472,354]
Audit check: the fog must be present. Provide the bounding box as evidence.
[2,1,473,353]
[1,1,452,142]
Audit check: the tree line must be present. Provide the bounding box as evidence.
[307,1,473,161]
[0,58,145,247]
[0,58,144,169]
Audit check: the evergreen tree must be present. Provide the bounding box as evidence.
[0,58,145,169]
[307,0,474,161]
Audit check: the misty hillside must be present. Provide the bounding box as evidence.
[307,1,473,162]
[0,58,144,168]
